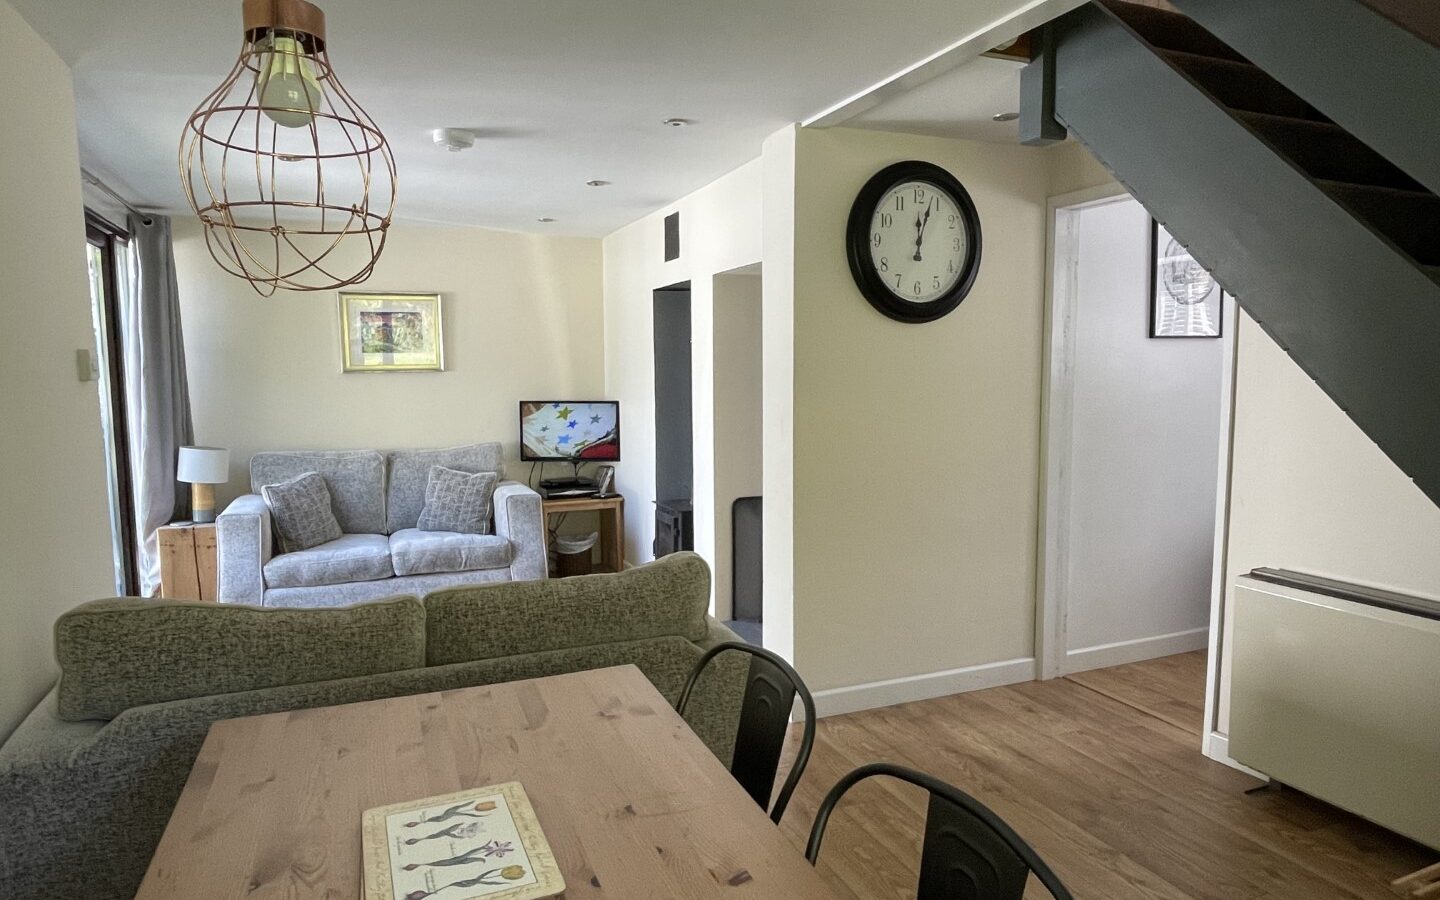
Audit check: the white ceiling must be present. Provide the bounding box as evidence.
[12,0,1055,236]
[844,56,1027,144]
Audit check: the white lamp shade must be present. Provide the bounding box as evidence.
[177,446,230,484]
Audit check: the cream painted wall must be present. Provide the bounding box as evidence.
[1047,140,1117,197]
[789,127,1051,692]
[1215,310,1440,733]
[172,218,604,505]
[711,271,764,620]
[761,126,798,663]
[0,0,116,738]
[601,159,764,597]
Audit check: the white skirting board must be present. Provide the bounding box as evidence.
[1202,731,1270,781]
[1062,626,1209,675]
[810,657,1037,719]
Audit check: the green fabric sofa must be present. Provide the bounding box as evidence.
[0,552,745,900]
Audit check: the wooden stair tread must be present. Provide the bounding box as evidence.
[1099,0,1248,62]
[1160,49,1327,120]
[1318,180,1440,265]
[1236,111,1427,192]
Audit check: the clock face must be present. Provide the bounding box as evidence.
[867,180,969,304]
[845,161,982,324]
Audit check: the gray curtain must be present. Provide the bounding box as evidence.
[122,213,194,596]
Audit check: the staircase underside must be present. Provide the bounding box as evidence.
[1038,2,1440,507]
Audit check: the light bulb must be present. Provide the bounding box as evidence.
[256,35,323,129]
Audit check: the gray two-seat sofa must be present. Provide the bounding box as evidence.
[0,553,745,900]
[218,441,547,607]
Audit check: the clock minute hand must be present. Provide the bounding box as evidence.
[913,200,933,261]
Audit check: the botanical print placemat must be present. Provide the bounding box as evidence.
[363,782,564,900]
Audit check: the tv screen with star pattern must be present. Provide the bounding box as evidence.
[519,401,621,462]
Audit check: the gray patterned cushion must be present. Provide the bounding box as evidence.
[424,551,712,665]
[389,529,512,577]
[263,567,513,608]
[251,450,386,534]
[386,442,505,533]
[263,533,394,588]
[417,466,497,534]
[261,472,342,552]
[52,595,427,721]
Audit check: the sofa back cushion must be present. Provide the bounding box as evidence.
[261,471,344,552]
[54,596,426,721]
[386,442,505,533]
[424,551,710,665]
[251,450,386,535]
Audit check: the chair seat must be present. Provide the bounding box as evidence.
[389,529,513,577]
[263,533,394,589]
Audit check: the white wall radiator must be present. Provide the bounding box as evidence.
[1231,571,1440,850]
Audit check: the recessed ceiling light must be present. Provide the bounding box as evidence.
[992,112,1020,122]
[662,118,694,128]
[536,217,556,223]
[585,179,611,187]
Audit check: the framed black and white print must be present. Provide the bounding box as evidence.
[1150,221,1223,338]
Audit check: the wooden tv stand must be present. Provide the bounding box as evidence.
[541,493,624,574]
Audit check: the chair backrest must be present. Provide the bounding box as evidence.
[675,641,816,824]
[806,762,1074,900]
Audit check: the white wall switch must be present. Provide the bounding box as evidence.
[76,348,99,382]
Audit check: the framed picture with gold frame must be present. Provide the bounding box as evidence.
[339,292,445,372]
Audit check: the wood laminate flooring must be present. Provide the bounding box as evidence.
[1065,649,1207,736]
[775,652,1436,899]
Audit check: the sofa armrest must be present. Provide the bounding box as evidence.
[493,481,546,581]
[216,494,272,604]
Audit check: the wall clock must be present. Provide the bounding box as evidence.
[845,160,982,323]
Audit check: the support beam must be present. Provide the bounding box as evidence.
[1019,26,1067,146]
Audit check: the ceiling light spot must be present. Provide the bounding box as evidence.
[432,128,477,152]
[662,118,694,128]
[585,179,611,187]
[992,112,1020,122]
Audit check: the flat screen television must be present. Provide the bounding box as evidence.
[519,401,621,462]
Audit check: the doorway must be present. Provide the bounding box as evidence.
[1038,188,1236,721]
[712,266,764,644]
[653,282,694,555]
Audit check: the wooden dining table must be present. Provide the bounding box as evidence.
[136,664,841,899]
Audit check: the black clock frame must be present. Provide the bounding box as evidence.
[845,160,983,324]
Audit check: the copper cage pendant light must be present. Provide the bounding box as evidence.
[180,0,396,295]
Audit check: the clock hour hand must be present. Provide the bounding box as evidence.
[913,199,933,261]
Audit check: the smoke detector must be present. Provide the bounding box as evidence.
[432,128,477,152]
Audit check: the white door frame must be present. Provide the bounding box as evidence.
[1035,182,1131,680]
[1200,293,1242,764]
[1036,182,1242,758]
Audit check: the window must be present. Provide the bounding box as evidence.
[86,214,139,595]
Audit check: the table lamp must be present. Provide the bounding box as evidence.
[177,446,230,523]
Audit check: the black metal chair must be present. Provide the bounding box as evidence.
[806,762,1074,900]
[675,641,816,824]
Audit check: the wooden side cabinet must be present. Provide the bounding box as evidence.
[158,522,218,601]
[541,494,625,576]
